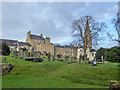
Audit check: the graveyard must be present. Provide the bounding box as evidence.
[1,53,119,88]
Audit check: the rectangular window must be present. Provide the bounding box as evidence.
[92,53,94,57]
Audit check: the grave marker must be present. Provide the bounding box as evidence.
[19,49,23,59]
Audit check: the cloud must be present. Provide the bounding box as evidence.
[2,2,118,48]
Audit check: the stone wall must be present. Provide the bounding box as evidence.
[37,43,54,56]
[55,47,77,57]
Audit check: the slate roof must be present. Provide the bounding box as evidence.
[0,39,18,46]
[18,42,31,46]
[30,34,45,40]
[54,44,77,48]
[90,49,96,52]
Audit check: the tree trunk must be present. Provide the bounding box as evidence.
[83,45,87,64]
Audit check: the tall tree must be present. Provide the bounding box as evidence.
[107,2,120,46]
[107,13,120,46]
[72,16,106,63]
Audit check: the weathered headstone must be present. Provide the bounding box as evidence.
[31,48,34,57]
[34,52,38,57]
[79,54,82,64]
[0,63,14,76]
[19,49,23,59]
[13,50,16,58]
[94,57,96,61]
[52,56,55,61]
[101,56,104,64]
[15,51,18,58]
[2,57,6,61]
[48,53,51,61]
[27,52,30,57]
[37,51,41,57]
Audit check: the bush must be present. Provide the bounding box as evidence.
[57,54,62,58]
[0,43,10,56]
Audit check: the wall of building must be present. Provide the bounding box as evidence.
[17,46,32,52]
[37,43,54,56]
[55,47,77,57]
[77,48,96,61]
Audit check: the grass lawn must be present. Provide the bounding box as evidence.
[1,55,119,88]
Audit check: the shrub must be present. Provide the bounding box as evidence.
[65,56,70,59]
[0,42,10,56]
[57,54,62,58]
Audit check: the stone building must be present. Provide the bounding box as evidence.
[77,47,96,61]
[0,39,18,51]
[26,31,54,55]
[0,39,32,52]
[17,42,32,52]
[0,25,96,61]
[54,43,77,57]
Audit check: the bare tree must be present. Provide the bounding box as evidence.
[72,16,106,63]
[107,13,120,46]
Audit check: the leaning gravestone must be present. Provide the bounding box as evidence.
[19,49,23,59]
[0,63,14,76]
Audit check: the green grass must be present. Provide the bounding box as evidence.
[1,55,119,88]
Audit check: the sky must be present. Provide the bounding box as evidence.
[1,2,119,49]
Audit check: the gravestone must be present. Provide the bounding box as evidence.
[15,51,18,58]
[2,57,6,61]
[34,52,38,57]
[13,50,16,58]
[79,55,82,64]
[48,53,51,61]
[38,51,41,57]
[31,48,34,57]
[101,56,104,63]
[19,49,23,59]
[27,52,30,57]
[0,63,14,76]
[52,56,55,61]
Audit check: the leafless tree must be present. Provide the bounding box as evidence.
[72,16,106,63]
[107,13,120,46]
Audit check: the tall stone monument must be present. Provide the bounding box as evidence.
[19,48,23,59]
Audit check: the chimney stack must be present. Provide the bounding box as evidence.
[45,37,50,44]
[41,34,43,38]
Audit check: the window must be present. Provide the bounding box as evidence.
[80,50,82,52]
[92,53,94,57]
[66,48,67,52]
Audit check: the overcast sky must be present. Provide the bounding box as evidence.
[1,2,119,49]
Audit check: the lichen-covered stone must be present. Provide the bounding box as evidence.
[0,63,14,76]
[2,57,6,61]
